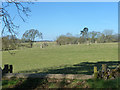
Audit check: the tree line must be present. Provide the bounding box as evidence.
[56,28,118,45]
[1,29,42,51]
[1,27,118,51]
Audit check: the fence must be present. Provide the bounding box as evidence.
[1,64,13,74]
[1,64,120,80]
[94,64,120,79]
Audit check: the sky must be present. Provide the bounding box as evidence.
[3,2,118,41]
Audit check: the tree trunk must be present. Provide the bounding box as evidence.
[30,43,33,48]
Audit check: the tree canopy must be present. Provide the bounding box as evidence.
[22,29,42,48]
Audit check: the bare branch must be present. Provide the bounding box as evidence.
[1,0,32,36]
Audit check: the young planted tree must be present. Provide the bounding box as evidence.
[22,29,42,48]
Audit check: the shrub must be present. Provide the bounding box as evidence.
[2,35,18,51]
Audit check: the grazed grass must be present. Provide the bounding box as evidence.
[87,78,120,88]
[2,77,120,89]
[2,78,23,88]
[2,43,118,73]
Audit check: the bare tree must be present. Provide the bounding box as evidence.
[22,29,42,48]
[103,30,113,36]
[0,0,32,36]
[103,30,113,42]
[90,31,98,43]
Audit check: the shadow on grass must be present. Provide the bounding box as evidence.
[19,61,120,75]
[13,78,49,89]
[3,61,120,89]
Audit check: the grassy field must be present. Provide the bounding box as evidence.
[2,42,118,74]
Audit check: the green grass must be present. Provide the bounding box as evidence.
[2,77,120,89]
[2,43,118,73]
[2,78,23,88]
[87,78,120,88]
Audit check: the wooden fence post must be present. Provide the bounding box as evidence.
[0,67,2,81]
[0,67,2,74]
[102,64,107,72]
[3,64,9,73]
[9,65,13,73]
[94,66,98,79]
[2,64,13,74]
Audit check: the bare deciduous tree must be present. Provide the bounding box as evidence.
[0,0,32,36]
[22,29,42,48]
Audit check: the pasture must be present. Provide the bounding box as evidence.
[2,42,118,74]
